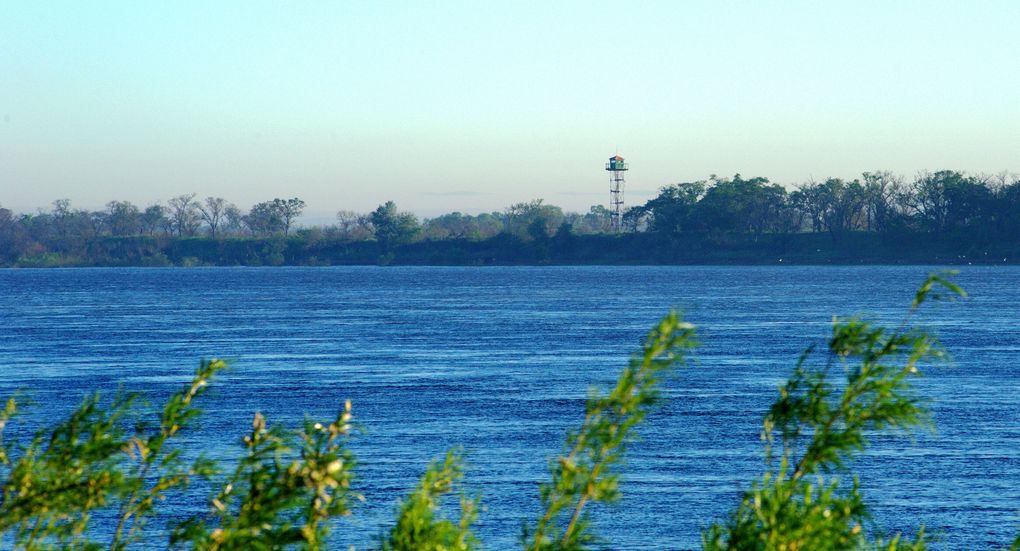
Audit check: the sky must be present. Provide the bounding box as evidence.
[1,1,1017,220]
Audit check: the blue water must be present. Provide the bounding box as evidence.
[0,266,1018,549]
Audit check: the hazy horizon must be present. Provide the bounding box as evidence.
[2,1,1017,218]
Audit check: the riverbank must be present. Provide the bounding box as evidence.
[5,231,1020,267]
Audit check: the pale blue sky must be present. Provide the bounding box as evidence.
[1,1,1017,219]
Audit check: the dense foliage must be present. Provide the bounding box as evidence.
[2,170,1019,266]
[1,274,1016,549]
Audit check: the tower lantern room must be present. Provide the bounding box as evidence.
[607,155,628,172]
[605,154,628,232]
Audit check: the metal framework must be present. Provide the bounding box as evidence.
[605,156,628,232]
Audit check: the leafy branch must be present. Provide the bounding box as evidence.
[524,311,697,551]
[0,360,226,550]
[704,272,966,550]
[382,448,479,551]
[112,358,226,549]
[170,400,358,550]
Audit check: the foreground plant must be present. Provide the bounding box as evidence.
[171,401,358,550]
[524,312,697,550]
[702,273,965,550]
[382,448,479,551]
[381,311,696,551]
[0,359,225,550]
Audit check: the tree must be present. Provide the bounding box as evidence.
[50,199,73,242]
[635,181,706,234]
[336,210,374,241]
[105,201,141,236]
[576,205,613,234]
[244,198,305,236]
[622,206,649,232]
[995,177,1020,239]
[222,204,244,236]
[503,199,564,240]
[423,212,467,240]
[942,175,993,233]
[196,197,234,237]
[87,209,108,237]
[0,204,22,263]
[275,197,305,235]
[693,175,788,235]
[904,170,993,234]
[819,178,867,234]
[167,194,202,237]
[792,178,880,235]
[139,204,168,236]
[244,202,279,235]
[39,200,96,255]
[370,201,420,247]
[908,171,953,233]
[791,183,826,233]
[861,171,906,232]
[747,181,794,235]
[423,212,504,240]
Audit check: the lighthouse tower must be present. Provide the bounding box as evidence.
[605,154,628,232]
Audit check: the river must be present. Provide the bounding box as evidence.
[1,266,1017,548]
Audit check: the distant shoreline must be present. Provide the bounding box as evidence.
[3,231,1017,268]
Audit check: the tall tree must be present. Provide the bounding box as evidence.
[243,198,304,236]
[244,201,283,235]
[370,201,420,247]
[635,181,706,234]
[819,178,867,234]
[503,199,564,240]
[196,197,233,237]
[693,174,786,235]
[51,199,73,241]
[0,204,21,263]
[105,201,141,236]
[861,171,905,232]
[222,205,244,236]
[167,194,202,237]
[578,205,613,234]
[791,183,826,233]
[139,204,169,236]
[275,198,305,235]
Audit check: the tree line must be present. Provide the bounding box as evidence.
[1,169,1018,266]
[627,170,1020,238]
